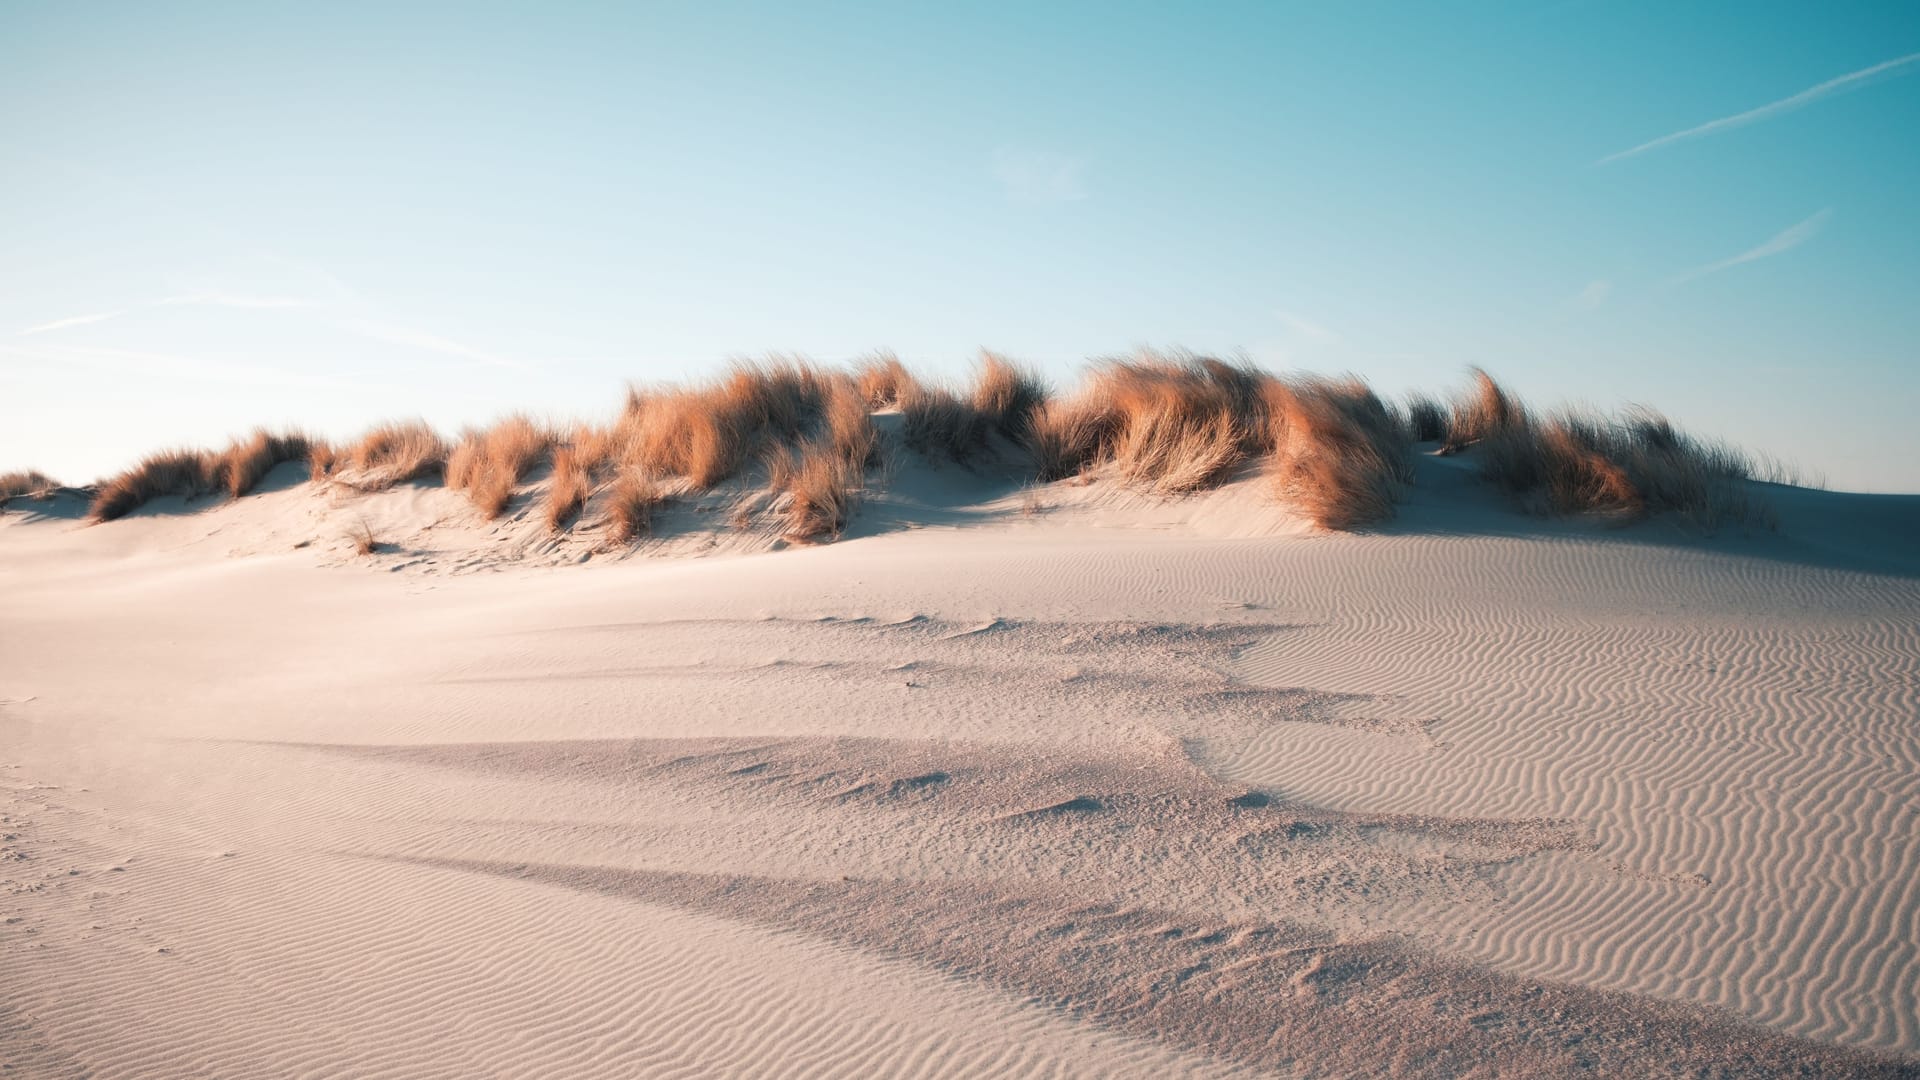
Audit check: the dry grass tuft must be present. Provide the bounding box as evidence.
[619,360,835,489]
[1266,377,1412,529]
[307,441,337,482]
[970,353,1049,438]
[605,469,664,543]
[1476,404,1763,527]
[1405,394,1448,444]
[215,428,314,499]
[0,470,57,501]
[348,515,380,556]
[1027,354,1271,493]
[823,377,879,468]
[333,421,447,490]
[90,448,218,522]
[1442,368,1524,453]
[854,352,918,408]
[900,382,985,461]
[446,415,553,518]
[544,445,592,532]
[781,440,862,540]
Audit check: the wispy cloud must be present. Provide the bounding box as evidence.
[349,321,523,370]
[992,147,1087,204]
[1275,310,1342,344]
[1573,280,1612,310]
[1600,51,1920,164]
[19,309,131,336]
[1673,209,1832,284]
[158,292,321,310]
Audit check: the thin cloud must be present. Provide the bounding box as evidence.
[350,321,524,370]
[992,147,1087,204]
[19,309,130,336]
[1574,280,1612,310]
[158,292,321,310]
[1600,51,1920,164]
[1275,310,1342,344]
[1673,209,1832,284]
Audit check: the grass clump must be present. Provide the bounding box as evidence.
[331,421,447,490]
[1441,367,1524,453]
[781,440,862,541]
[605,469,664,543]
[854,352,918,408]
[0,470,57,503]
[215,428,314,499]
[447,415,553,518]
[543,445,592,532]
[1267,377,1413,530]
[90,449,218,522]
[970,353,1048,439]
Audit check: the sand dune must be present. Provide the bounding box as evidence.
[3,449,1917,1076]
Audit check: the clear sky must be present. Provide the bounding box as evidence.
[4,2,1918,491]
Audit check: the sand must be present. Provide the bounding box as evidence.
[2,454,1917,1077]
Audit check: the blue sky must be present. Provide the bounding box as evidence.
[4,1,1918,490]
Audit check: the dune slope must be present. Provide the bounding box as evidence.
[2,458,1917,1077]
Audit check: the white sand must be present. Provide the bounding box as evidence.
[2,456,1916,1077]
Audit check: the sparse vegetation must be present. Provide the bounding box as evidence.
[447,415,553,518]
[216,428,314,499]
[68,354,1794,542]
[782,440,861,540]
[544,445,591,532]
[606,469,663,543]
[0,470,57,502]
[331,421,447,490]
[348,515,380,555]
[90,448,219,521]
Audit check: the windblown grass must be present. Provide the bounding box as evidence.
[605,469,664,543]
[1478,401,1764,527]
[90,449,218,522]
[781,440,861,540]
[216,428,314,499]
[71,354,1790,541]
[1441,367,1525,453]
[854,352,917,408]
[1267,377,1412,530]
[544,445,592,532]
[331,421,447,490]
[0,470,56,501]
[447,415,553,518]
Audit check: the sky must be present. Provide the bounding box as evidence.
[3,1,1918,491]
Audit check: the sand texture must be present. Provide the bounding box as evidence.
[3,457,1917,1077]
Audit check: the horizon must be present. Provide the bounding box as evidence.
[4,3,1918,492]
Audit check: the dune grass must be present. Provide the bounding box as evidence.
[330,421,447,490]
[543,445,592,532]
[0,470,57,502]
[90,449,219,521]
[215,428,315,499]
[447,415,554,518]
[67,354,1791,540]
[605,468,664,543]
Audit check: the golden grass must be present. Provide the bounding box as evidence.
[1442,367,1524,453]
[446,415,553,518]
[90,449,218,522]
[332,421,447,490]
[72,355,1785,538]
[1472,398,1768,527]
[781,440,861,540]
[854,352,917,408]
[544,445,592,532]
[970,353,1048,438]
[0,470,56,500]
[215,428,314,499]
[605,468,663,543]
[1266,377,1412,530]
[1025,354,1273,493]
[307,441,337,482]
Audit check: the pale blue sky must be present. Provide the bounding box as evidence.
[4,2,1918,490]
